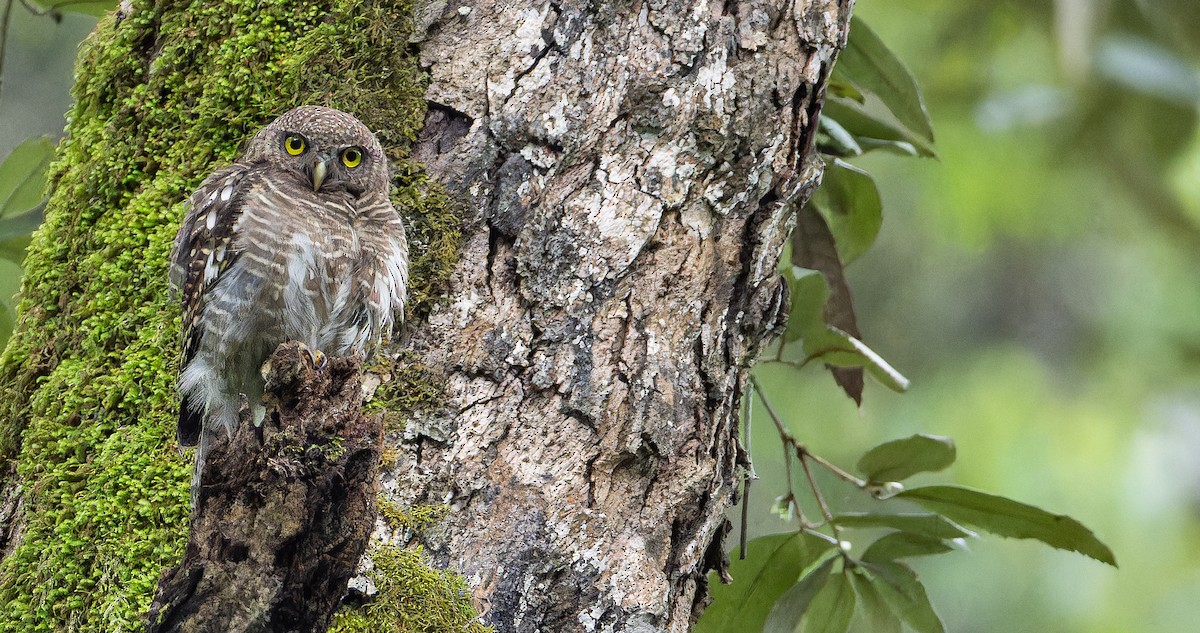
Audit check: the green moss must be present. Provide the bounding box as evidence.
[379,500,449,532]
[371,352,446,433]
[329,545,492,633]
[0,0,466,630]
[331,502,488,631]
[393,160,463,321]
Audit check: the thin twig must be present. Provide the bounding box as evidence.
[750,376,799,513]
[749,375,792,442]
[739,388,753,560]
[751,373,855,543]
[743,381,755,479]
[798,448,841,543]
[0,0,13,102]
[801,448,849,551]
[16,0,100,16]
[804,449,867,488]
[751,375,819,528]
[739,477,752,560]
[780,440,795,518]
[763,358,811,370]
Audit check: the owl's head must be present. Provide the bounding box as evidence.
[247,105,389,198]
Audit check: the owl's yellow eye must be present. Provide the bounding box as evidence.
[283,135,307,156]
[341,147,362,168]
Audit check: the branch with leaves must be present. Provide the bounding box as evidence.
[697,15,1116,633]
[702,379,1115,633]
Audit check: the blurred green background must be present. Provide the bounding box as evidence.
[2,1,1199,632]
[750,1,1200,632]
[0,5,94,344]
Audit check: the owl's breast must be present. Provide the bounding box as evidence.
[217,185,396,360]
[275,214,366,353]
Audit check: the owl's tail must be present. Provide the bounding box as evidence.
[178,398,203,446]
[190,431,210,508]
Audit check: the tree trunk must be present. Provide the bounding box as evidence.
[0,0,847,631]
[393,1,846,630]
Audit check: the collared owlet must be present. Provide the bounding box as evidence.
[169,105,408,497]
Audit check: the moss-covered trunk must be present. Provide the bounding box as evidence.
[0,0,847,631]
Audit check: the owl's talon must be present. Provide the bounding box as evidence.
[305,347,328,370]
[292,341,328,370]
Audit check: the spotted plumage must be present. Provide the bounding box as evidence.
[170,106,408,499]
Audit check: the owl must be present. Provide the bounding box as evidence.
[169,105,409,499]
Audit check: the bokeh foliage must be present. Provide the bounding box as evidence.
[697,11,1119,625]
[716,1,1200,633]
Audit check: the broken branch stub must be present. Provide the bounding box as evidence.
[146,341,381,633]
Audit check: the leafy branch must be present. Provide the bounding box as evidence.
[704,379,1115,633]
[699,14,1116,633]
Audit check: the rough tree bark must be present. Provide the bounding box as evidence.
[392,1,848,631]
[0,0,849,631]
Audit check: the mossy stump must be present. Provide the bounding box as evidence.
[145,342,380,632]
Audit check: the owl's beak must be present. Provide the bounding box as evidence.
[310,159,329,191]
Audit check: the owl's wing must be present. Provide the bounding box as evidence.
[354,198,410,357]
[170,164,254,445]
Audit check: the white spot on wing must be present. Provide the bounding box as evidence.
[203,251,219,284]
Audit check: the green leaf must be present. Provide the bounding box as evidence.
[806,327,910,393]
[855,137,921,157]
[791,206,863,403]
[0,256,24,349]
[0,210,45,243]
[847,568,901,633]
[763,556,835,633]
[697,533,835,633]
[798,571,856,633]
[856,434,956,482]
[830,512,976,540]
[840,328,908,392]
[897,485,1117,566]
[837,16,935,145]
[827,77,865,103]
[783,267,829,344]
[786,211,906,401]
[822,97,936,158]
[0,137,54,221]
[859,561,945,633]
[0,235,31,266]
[817,117,863,157]
[810,160,882,264]
[861,532,954,563]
